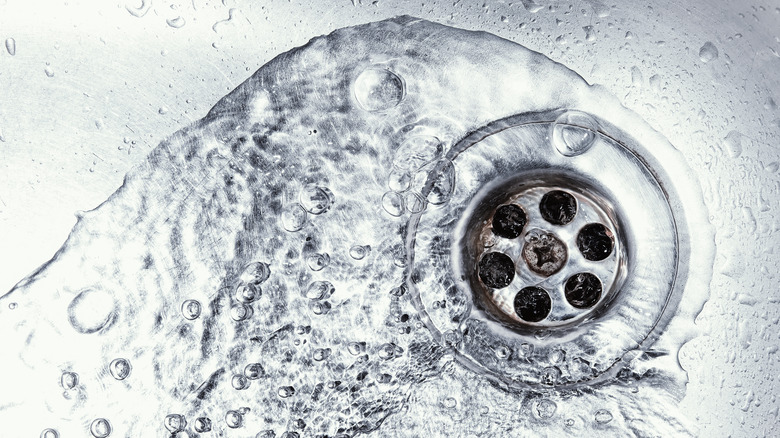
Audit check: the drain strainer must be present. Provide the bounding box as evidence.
[408,110,682,388]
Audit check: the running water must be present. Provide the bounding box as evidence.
[0,16,713,437]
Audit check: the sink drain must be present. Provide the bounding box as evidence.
[408,110,684,388]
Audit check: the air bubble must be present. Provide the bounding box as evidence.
[164,414,187,433]
[109,358,131,380]
[382,191,405,217]
[305,281,335,300]
[393,136,443,171]
[67,288,116,334]
[594,408,613,424]
[387,168,411,192]
[310,301,331,315]
[60,371,79,390]
[5,38,16,56]
[181,299,202,320]
[313,348,331,361]
[551,111,598,157]
[194,417,212,432]
[539,190,577,225]
[232,374,250,390]
[235,283,261,303]
[278,386,295,398]
[40,428,59,438]
[306,253,330,271]
[239,261,270,284]
[699,41,719,63]
[353,67,405,112]
[230,303,253,321]
[478,252,515,289]
[280,204,307,232]
[90,418,112,437]
[540,366,561,385]
[225,410,244,428]
[491,204,527,239]
[244,363,265,379]
[514,287,552,322]
[533,398,557,419]
[299,186,334,215]
[349,245,371,260]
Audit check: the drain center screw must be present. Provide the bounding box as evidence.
[522,230,567,277]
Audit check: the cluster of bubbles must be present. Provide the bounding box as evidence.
[281,186,335,232]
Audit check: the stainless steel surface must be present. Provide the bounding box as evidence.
[1,0,778,436]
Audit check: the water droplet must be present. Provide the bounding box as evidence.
[699,41,719,63]
[60,371,78,390]
[90,418,112,437]
[382,191,405,217]
[582,25,596,42]
[630,66,643,87]
[521,0,543,13]
[299,185,334,215]
[533,398,557,419]
[306,253,330,271]
[239,261,270,284]
[353,67,405,112]
[164,414,187,433]
[393,136,443,171]
[232,374,250,390]
[194,417,212,432]
[125,0,151,17]
[225,410,244,428]
[44,66,54,77]
[244,363,265,379]
[68,288,116,334]
[230,303,253,321]
[349,245,371,260]
[280,204,307,231]
[723,130,743,158]
[305,281,335,300]
[158,106,168,115]
[5,38,16,56]
[551,111,598,157]
[594,408,613,424]
[425,160,455,205]
[166,16,186,29]
[181,299,202,320]
[109,358,131,380]
[278,386,295,398]
[40,428,59,438]
[235,283,261,303]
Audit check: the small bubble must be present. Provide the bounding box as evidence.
[305,281,335,300]
[194,417,212,432]
[8,302,17,309]
[280,204,307,232]
[244,363,265,379]
[565,418,575,427]
[306,253,330,271]
[109,358,131,380]
[235,283,261,303]
[353,67,405,112]
[5,38,16,56]
[225,410,243,428]
[164,414,187,433]
[347,341,365,355]
[230,303,253,321]
[40,428,59,438]
[61,371,79,390]
[232,374,250,390]
[310,300,331,315]
[313,348,331,361]
[90,418,112,438]
[382,191,405,217]
[699,41,719,63]
[541,366,561,385]
[181,299,202,320]
[533,398,557,419]
[494,345,510,359]
[300,185,334,215]
[378,343,399,360]
[349,245,371,260]
[442,397,457,408]
[388,168,411,192]
[594,408,613,424]
[166,16,186,28]
[125,0,151,17]
[240,261,270,284]
[278,386,295,398]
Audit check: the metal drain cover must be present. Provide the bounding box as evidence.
[409,110,684,388]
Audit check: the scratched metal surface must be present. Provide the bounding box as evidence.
[1,0,779,436]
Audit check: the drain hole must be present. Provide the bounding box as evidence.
[539,190,577,225]
[514,286,552,322]
[491,204,527,239]
[577,223,614,261]
[478,252,515,289]
[564,273,602,308]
